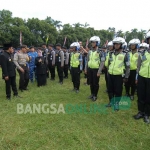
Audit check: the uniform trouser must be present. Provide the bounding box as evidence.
[46,65,49,78]
[48,64,55,79]
[56,62,64,82]
[137,75,150,116]
[17,66,29,90]
[37,74,47,87]
[29,65,35,81]
[108,74,123,103]
[89,68,100,97]
[86,68,90,85]
[71,67,80,90]
[125,70,136,96]
[64,64,69,77]
[5,76,18,98]
[104,67,108,90]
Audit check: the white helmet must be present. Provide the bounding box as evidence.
[146,31,150,39]
[90,36,100,46]
[107,41,113,46]
[112,37,125,44]
[70,42,80,50]
[128,39,140,46]
[140,43,148,48]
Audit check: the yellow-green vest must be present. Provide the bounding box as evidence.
[88,51,100,69]
[129,52,139,70]
[70,52,80,67]
[108,53,125,75]
[139,51,150,78]
[105,52,109,68]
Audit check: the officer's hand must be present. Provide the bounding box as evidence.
[5,76,9,80]
[123,78,128,83]
[135,80,138,84]
[84,70,87,74]
[20,68,24,73]
[97,73,100,77]
[61,66,64,68]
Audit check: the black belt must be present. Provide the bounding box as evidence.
[19,64,27,67]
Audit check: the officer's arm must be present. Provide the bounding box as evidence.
[97,52,105,74]
[13,53,21,69]
[136,55,142,80]
[0,55,8,77]
[60,51,64,67]
[52,51,55,65]
[124,53,130,78]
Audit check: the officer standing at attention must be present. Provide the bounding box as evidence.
[106,37,130,110]
[70,42,82,93]
[47,44,55,80]
[62,46,69,79]
[55,43,64,84]
[0,43,21,100]
[14,45,30,92]
[85,36,105,101]
[133,31,150,123]
[125,39,140,100]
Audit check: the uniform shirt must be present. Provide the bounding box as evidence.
[64,51,69,65]
[0,51,16,77]
[56,50,64,66]
[13,51,29,69]
[47,50,55,65]
[28,51,38,66]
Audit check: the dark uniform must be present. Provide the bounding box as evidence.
[0,44,18,99]
[55,49,64,84]
[63,50,69,78]
[47,49,55,80]
[35,56,47,86]
[42,49,49,78]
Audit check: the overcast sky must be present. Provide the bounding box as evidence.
[0,0,149,32]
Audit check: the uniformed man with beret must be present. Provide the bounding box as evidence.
[13,45,30,92]
[0,43,21,100]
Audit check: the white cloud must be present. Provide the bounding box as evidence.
[0,0,150,32]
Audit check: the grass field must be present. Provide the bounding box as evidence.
[0,69,150,150]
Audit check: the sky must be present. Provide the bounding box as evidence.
[0,0,150,32]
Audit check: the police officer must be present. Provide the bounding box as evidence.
[85,36,105,101]
[28,46,38,82]
[70,42,82,93]
[134,31,150,123]
[62,46,69,79]
[14,45,30,92]
[0,43,20,100]
[42,43,49,78]
[106,37,130,110]
[55,43,64,84]
[47,44,55,80]
[125,39,140,100]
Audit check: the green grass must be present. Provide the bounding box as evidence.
[0,69,150,150]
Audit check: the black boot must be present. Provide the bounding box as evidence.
[133,112,144,120]
[88,95,93,99]
[92,96,97,102]
[143,115,150,124]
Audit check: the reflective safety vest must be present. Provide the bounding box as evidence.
[105,52,109,68]
[129,52,139,70]
[108,53,125,75]
[139,51,150,78]
[70,52,80,67]
[88,51,100,69]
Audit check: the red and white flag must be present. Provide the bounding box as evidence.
[20,31,22,46]
[104,40,108,46]
[63,36,67,46]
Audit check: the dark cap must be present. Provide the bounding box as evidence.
[3,43,12,50]
[62,46,67,49]
[48,44,54,47]
[56,43,61,47]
